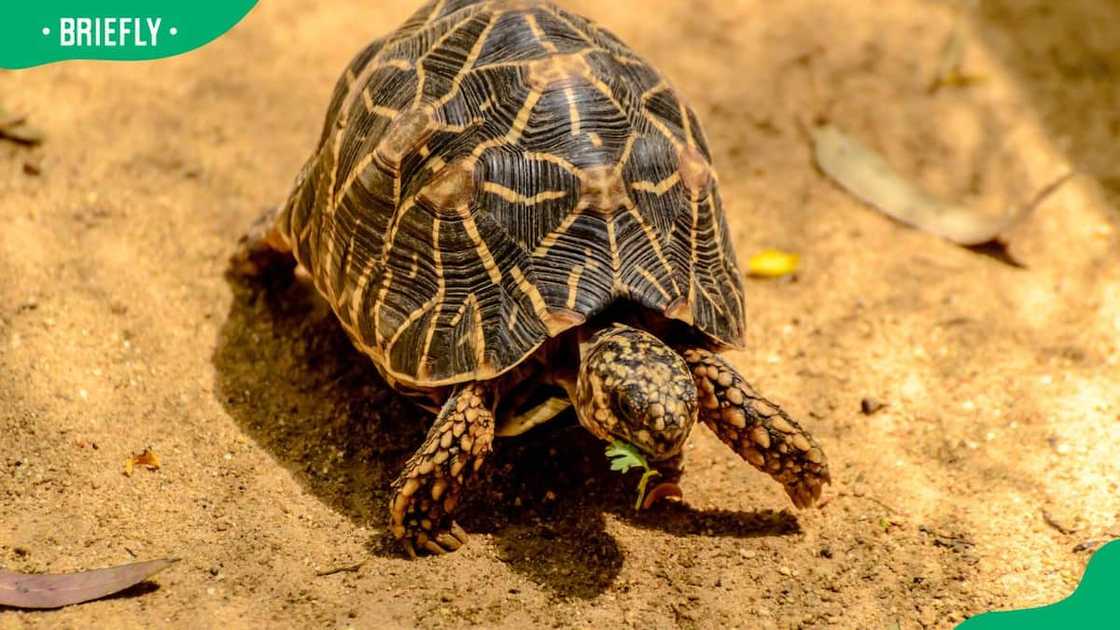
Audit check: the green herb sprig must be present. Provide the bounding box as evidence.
[605,440,660,510]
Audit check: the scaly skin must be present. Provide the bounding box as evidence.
[678,347,830,508]
[388,383,495,557]
[229,205,293,278]
[575,324,698,461]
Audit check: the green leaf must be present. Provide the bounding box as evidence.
[605,440,661,509]
[605,440,647,474]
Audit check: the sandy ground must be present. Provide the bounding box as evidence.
[2,0,1119,628]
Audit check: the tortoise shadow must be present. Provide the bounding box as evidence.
[460,422,801,598]
[211,271,800,599]
[212,271,424,530]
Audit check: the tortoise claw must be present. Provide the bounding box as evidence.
[450,522,469,544]
[436,529,466,551]
[785,468,830,509]
[404,524,468,556]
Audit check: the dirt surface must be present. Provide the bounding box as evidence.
[2,1,1119,628]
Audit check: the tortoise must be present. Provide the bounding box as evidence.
[232,0,830,556]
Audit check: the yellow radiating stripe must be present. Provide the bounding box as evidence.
[623,200,678,292]
[388,295,435,355]
[679,98,695,149]
[372,267,394,347]
[331,153,374,215]
[565,86,581,136]
[565,264,585,309]
[482,181,567,205]
[369,103,400,119]
[631,173,680,196]
[687,191,698,309]
[420,217,444,366]
[524,151,582,177]
[412,12,476,109]
[532,209,581,257]
[606,217,621,292]
[523,13,557,54]
[506,90,542,143]
[642,110,684,152]
[470,293,486,368]
[616,133,636,171]
[640,81,668,101]
[636,265,671,301]
[546,5,599,50]
[432,12,500,110]
[463,214,503,285]
[511,265,548,318]
[582,73,627,118]
[425,0,447,24]
[349,256,377,326]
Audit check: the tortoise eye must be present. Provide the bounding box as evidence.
[616,395,639,418]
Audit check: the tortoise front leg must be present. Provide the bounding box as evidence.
[389,382,495,557]
[677,348,830,508]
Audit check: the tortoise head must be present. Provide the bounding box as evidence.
[574,324,698,461]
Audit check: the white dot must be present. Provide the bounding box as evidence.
[169,27,178,36]
[42,27,50,36]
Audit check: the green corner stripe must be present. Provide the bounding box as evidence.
[960,540,1120,628]
[1,2,258,69]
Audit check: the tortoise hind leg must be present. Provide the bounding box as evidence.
[677,347,830,508]
[389,382,495,557]
[229,205,295,278]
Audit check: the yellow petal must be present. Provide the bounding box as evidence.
[123,448,161,476]
[747,249,799,278]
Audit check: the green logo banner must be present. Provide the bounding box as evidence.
[0,1,258,69]
[960,540,1120,628]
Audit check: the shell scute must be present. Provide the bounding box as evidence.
[280,0,745,388]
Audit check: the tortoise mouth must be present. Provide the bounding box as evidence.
[605,429,685,463]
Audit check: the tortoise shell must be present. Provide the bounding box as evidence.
[279,0,746,389]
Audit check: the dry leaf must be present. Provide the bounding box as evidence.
[123,448,160,477]
[747,249,800,278]
[811,124,1072,245]
[928,24,986,93]
[0,558,178,609]
[0,107,45,146]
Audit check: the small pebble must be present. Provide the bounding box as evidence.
[860,398,884,415]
